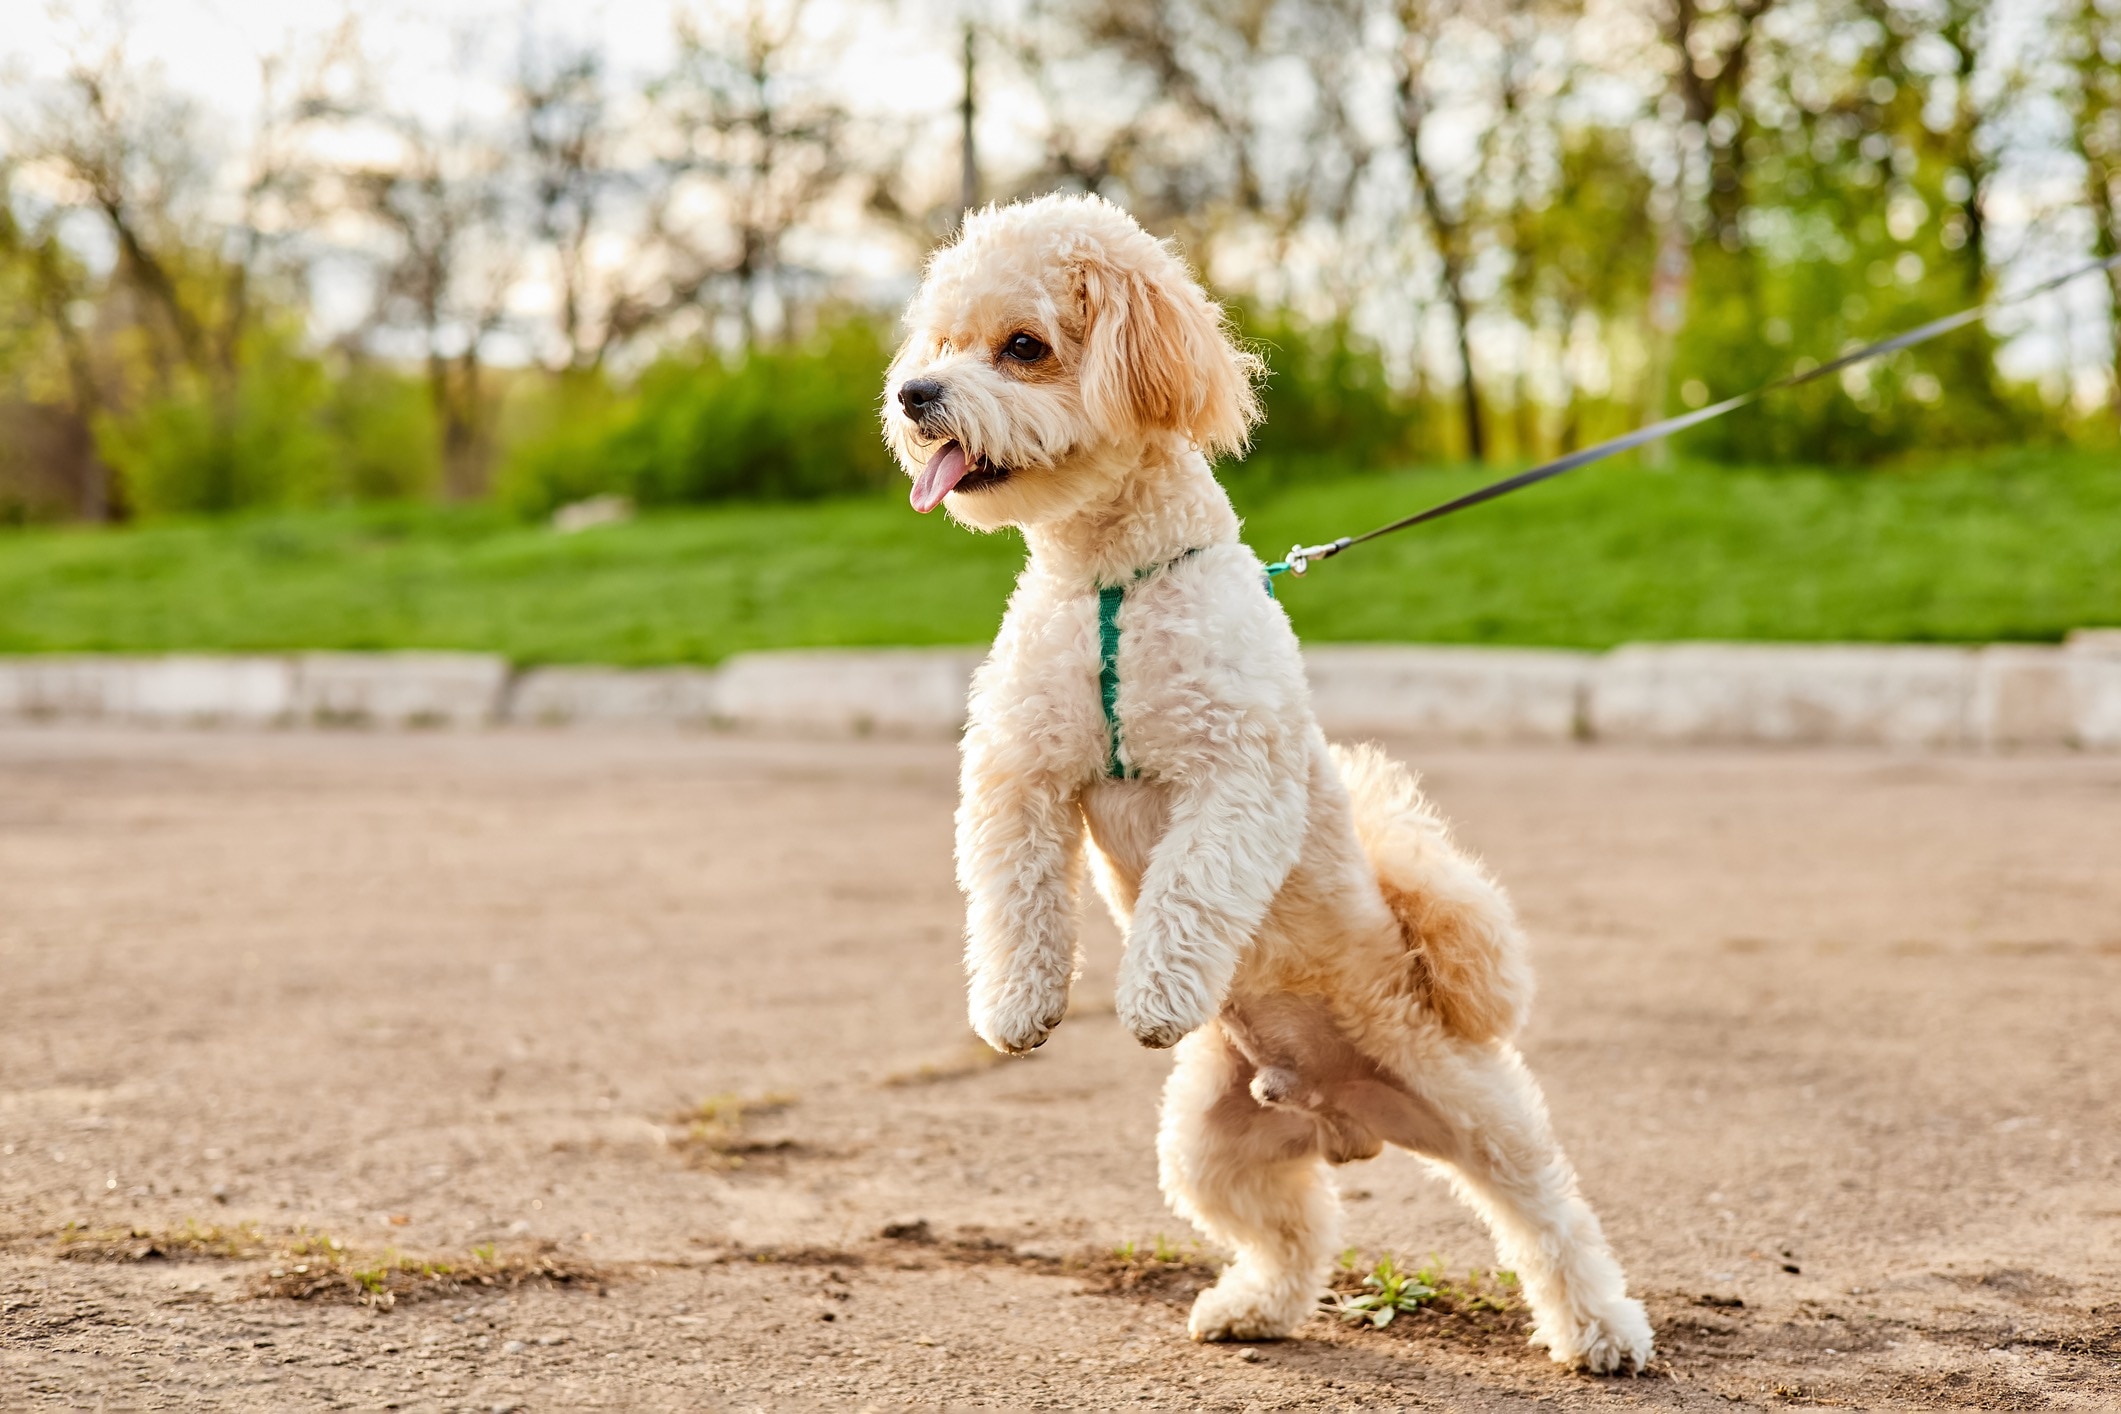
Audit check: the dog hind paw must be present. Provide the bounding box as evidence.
[1186,1282,1304,1343]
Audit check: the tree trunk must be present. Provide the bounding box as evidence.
[1394,8,1485,463]
[1441,262,1486,463]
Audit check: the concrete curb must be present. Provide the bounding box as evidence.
[713,649,986,736]
[3,637,2118,748]
[1587,643,1979,749]
[1305,646,1592,743]
[2067,630,2121,750]
[0,654,297,726]
[508,666,721,726]
[294,652,512,729]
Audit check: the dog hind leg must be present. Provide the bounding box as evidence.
[1158,1025,1339,1342]
[1399,1043,1653,1373]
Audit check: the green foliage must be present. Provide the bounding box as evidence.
[497,313,1464,516]
[494,319,898,514]
[1669,246,2042,467]
[1237,312,1433,484]
[0,451,2116,663]
[90,340,442,518]
[490,371,631,515]
[1324,1253,1522,1328]
[96,349,334,517]
[1325,1255,1438,1327]
[1660,24,2044,466]
[321,364,442,502]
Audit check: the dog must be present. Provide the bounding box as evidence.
[880,193,1653,1373]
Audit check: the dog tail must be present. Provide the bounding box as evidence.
[1332,742,1534,1044]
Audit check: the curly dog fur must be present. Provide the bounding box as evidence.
[880,193,1652,1373]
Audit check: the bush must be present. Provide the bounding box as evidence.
[321,365,441,502]
[93,340,441,518]
[495,319,898,514]
[96,348,336,517]
[1667,242,2040,468]
[1233,313,1434,487]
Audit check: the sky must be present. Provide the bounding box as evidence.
[0,0,964,136]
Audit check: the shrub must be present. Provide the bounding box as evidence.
[96,348,336,517]
[93,342,443,518]
[320,365,441,502]
[495,318,898,514]
[1227,312,1436,490]
[1667,245,2042,467]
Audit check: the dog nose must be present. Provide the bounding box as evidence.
[898,378,945,419]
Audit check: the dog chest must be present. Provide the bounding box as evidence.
[1079,775,1172,886]
[970,548,1304,786]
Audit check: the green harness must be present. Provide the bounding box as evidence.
[1096,547,1289,780]
[1096,548,1205,779]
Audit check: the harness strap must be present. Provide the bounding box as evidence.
[1098,583,1128,778]
[1097,547,1207,780]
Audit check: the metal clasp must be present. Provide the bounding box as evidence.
[1281,538,1351,576]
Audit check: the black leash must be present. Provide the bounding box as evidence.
[1264,251,2121,580]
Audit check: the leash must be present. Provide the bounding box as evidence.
[1263,251,2121,581]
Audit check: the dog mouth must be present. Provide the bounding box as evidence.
[910,441,1012,513]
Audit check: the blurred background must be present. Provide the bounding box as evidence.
[1,0,2117,660]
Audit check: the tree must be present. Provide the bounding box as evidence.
[648,0,859,345]
[516,43,614,372]
[341,114,516,501]
[2,26,341,517]
[2062,0,2121,422]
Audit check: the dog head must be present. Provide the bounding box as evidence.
[882,193,1260,530]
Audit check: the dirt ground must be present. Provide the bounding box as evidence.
[1,725,2117,1412]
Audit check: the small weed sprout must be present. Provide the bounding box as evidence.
[684,1092,795,1137]
[1453,1266,1519,1312]
[1325,1255,1437,1328]
[674,1091,799,1167]
[1110,1234,1197,1268]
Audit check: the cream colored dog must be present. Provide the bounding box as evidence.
[881,193,1653,1374]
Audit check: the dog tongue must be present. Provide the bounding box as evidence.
[910,442,968,513]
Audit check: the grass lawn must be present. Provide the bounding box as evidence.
[1,448,2116,664]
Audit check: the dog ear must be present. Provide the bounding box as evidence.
[1077,245,1262,458]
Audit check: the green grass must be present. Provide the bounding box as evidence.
[1,449,2116,663]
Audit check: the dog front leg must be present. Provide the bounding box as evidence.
[1117,729,1306,1049]
[956,752,1086,1056]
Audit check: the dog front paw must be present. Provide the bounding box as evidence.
[968,978,1069,1056]
[1532,1296,1654,1375]
[1115,966,1215,1050]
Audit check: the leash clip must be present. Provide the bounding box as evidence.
[1281,538,1352,576]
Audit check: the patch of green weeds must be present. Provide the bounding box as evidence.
[52,1218,269,1262]
[1324,1252,1522,1329]
[673,1091,800,1168]
[1326,1254,1439,1328]
[48,1218,608,1309]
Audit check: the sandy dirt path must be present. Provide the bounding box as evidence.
[0,725,2116,1412]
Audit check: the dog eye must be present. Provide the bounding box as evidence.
[1001,333,1048,363]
